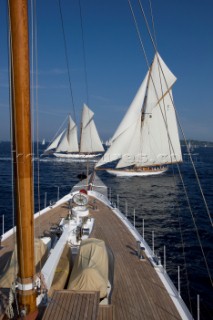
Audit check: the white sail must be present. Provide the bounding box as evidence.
[96,122,139,168]
[117,90,182,168]
[144,52,177,114]
[111,72,149,142]
[45,130,65,152]
[80,104,104,153]
[96,52,182,169]
[95,74,148,168]
[56,115,79,152]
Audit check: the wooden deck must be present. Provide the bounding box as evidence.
[98,305,114,320]
[89,199,182,320]
[0,202,69,262]
[43,291,100,320]
[0,195,182,320]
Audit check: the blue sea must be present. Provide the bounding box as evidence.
[0,141,212,320]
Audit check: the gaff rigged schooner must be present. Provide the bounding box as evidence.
[45,104,104,159]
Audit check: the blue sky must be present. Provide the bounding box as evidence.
[0,0,213,142]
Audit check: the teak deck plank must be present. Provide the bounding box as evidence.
[98,305,114,320]
[42,291,100,320]
[89,198,181,320]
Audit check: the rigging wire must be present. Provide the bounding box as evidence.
[137,0,175,168]
[44,115,68,151]
[177,114,213,227]
[31,0,43,276]
[148,0,158,49]
[78,0,89,106]
[127,0,150,69]
[127,0,152,161]
[128,0,213,297]
[132,0,213,228]
[58,0,76,123]
[128,0,172,166]
[137,0,157,54]
[77,0,94,174]
[137,0,212,229]
[7,0,17,290]
[131,0,194,307]
[176,163,213,287]
[149,0,212,287]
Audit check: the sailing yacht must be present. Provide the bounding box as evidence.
[96,53,182,176]
[45,104,104,159]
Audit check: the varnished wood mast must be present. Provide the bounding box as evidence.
[8,0,37,314]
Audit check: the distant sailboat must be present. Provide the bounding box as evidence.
[45,104,104,158]
[96,52,182,176]
[41,138,45,145]
[105,139,112,147]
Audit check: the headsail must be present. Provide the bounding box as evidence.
[96,52,182,169]
[111,72,149,141]
[45,130,65,152]
[80,104,104,153]
[56,116,79,152]
[95,73,149,168]
[45,115,78,153]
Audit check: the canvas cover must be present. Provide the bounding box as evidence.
[67,238,108,298]
[0,238,47,288]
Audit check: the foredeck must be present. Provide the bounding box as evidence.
[0,194,183,320]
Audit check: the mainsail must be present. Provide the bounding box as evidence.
[80,104,104,153]
[96,52,182,169]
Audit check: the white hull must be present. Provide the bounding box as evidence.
[53,152,102,159]
[106,167,168,177]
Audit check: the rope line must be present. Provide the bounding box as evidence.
[176,163,213,287]
[148,0,158,50]
[7,0,17,288]
[136,0,213,230]
[129,0,213,298]
[128,0,150,69]
[31,0,43,275]
[78,1,94,160]
[58,0,76,123]
[78,0,89,106]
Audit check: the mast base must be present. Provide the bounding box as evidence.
[17,290,37,318]
[19,309,38,320]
